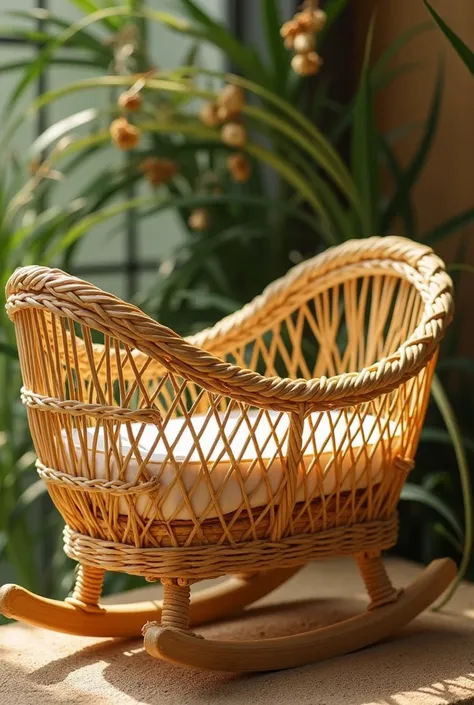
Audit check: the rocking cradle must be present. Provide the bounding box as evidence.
[0,235,456,672]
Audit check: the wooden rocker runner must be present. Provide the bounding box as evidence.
[0,236,456,671]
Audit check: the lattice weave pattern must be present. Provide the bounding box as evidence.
[6,236,452,580]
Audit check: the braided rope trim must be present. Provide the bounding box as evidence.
[21,387,162,425]
[37,461,159,496]
[63,514,398,579]
[6,236,453,411]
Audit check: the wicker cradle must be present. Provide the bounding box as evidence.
[0,235,456,672]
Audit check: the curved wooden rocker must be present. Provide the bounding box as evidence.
[143,559,456,672]
[0,567,299,638]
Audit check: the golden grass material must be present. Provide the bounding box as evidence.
[6,235,453,581]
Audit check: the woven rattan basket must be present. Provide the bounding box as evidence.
[0,235,456,671]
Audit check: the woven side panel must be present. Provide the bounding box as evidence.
[10,260,438,557]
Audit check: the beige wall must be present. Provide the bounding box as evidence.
[355,0,474,351]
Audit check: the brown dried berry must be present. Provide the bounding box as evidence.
[140,157,178,186]
[295,9,326,33]
[199,102,220,127]
[110,117,140,150]
[188,208,209,231]
[311,9,327,32]
[118,90,142,112]
[280,19,299,39]
[293,32,315,54]
[216,84,245,119]
[227,152,252,183]
[291,52,323,76]
[221,122,247,148]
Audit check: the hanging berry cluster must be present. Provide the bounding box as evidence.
[280,1,326,76]
[199,84,252,185]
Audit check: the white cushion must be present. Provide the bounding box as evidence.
[61,410,401,521]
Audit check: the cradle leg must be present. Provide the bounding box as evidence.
[66,564,105,611]
[143,578,195,639]
[161,580,191,631]
[356,551,401,610]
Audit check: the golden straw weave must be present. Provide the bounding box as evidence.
[6,236,453,580]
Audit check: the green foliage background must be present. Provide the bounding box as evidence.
[0,0,472,611]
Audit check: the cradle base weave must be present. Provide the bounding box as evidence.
[54,486,398,549]
[63,513,398,580]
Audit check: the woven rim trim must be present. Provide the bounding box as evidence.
[63,514,398,579]
[22,388,162,425]
[5,236,453,411]
[37,461,159,496]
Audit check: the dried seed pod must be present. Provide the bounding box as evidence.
[188,207,209,231]
[295,9,326,33]
[199,101,220,127]
[118,90,142,112]
[306,51,323,74]
[293,32,315,54]
[291,52,323,76]
[221,122,247,148]
[216,84,245,119]
[216,105,232,122]
[311,9,327,32]
[280,19,299,39]
[110,117,140,150]
[227,152,252,183]
[140,157,178,186]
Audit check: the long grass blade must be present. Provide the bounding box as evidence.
[351,14,378,236]
[424,1,474,76]
[382,60,444,232]
[431,375,472,607]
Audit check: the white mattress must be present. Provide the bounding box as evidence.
[60,410,401,521]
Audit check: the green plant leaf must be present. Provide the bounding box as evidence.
[137,193,316,228]
[3,68,359,216]
[321,0,350,37]
[67,0,122,30]
[0,531,6,560]
[10,480,48,526]
[423,207,474,245]
[261,0,289,91]
[142,223,268,315]
[448,263,474,276]
[167,1,267,83]
[437,356,474,376]
[351,14,378,237]
[30,108,98,157]
[7,9,113,57]
[371,22,433,86]
[172,289,240,315]
[382,60,444,233]
[424,1,474,76]
[245,140,329,231]
[433,523,463,553]
[431,375,472,607]
[379,134,416,236]
[400,482,463,541]
[330,23,431,144]
[1,5,128,117]
[421,427,474,455]
[0,58,102,76]
[183,40,200,68]
[0,26,52,43]
[245,104,352,201]
[0,342,18,359]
